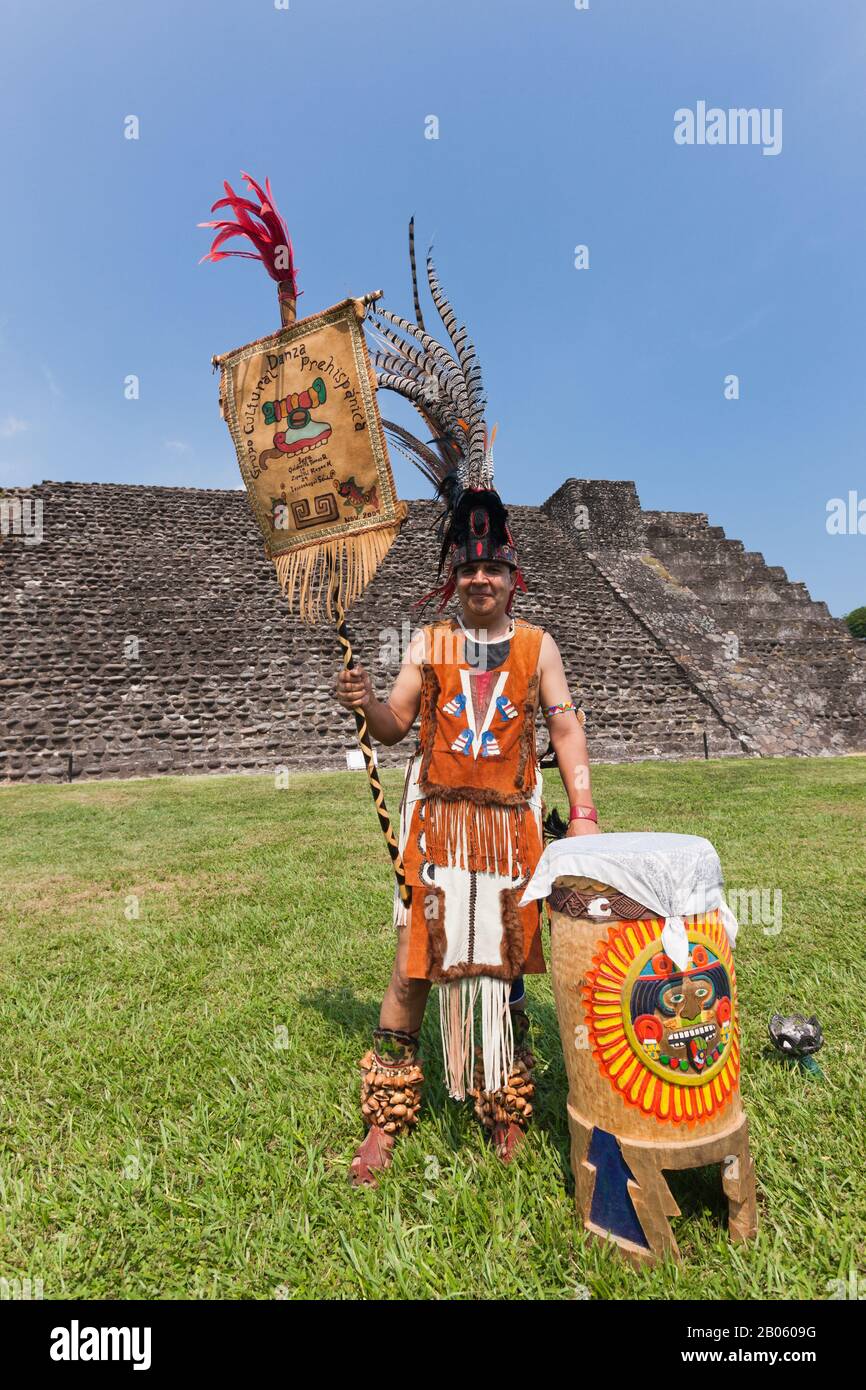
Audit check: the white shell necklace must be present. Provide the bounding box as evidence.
[456,614,515,644]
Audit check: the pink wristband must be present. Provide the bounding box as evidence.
[569,805,598,823]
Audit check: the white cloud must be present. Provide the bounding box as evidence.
[164,439,192,453]
[0,415,28,438]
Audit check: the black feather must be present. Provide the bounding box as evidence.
[409,217,426,333]
[543,808,569,842]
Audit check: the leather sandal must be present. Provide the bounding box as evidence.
[349,1125,395,1188]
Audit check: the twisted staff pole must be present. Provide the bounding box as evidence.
[332,588,412,908]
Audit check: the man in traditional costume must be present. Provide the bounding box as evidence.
[336,239,601,1186]
[199,183,599,1186]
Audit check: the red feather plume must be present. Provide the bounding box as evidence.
[198,172,299,296]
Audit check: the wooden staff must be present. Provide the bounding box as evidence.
[277,280,411,908]
[277,279,297,328]
[333,591,411,907]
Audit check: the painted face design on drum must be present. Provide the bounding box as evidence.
[582,917,739,1124]
[631,946,733,1075]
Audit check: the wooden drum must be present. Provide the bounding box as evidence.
[523,834,758,1265]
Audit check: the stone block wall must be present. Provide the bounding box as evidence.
[0,477,862,782]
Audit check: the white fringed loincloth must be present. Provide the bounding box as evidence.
[392,752,543,1097]
[438,974,514,1100]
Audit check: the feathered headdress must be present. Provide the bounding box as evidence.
[368,221,527,613]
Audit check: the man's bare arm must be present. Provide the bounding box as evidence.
[335,628,424,746]
[538,631,598,833]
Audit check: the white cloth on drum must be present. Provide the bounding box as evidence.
[519,832,738,966]
[659,915,689,971]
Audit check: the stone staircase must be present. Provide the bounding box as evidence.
[542,480,865,757]
[643,509,866,750]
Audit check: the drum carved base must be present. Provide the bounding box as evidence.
[567,1102,758,1266]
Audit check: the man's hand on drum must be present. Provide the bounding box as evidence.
[566,817,601,838]
[336,664,374,712]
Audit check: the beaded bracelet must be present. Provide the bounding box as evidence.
[544,702,586,725]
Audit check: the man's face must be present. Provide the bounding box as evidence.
[455,560,514,624]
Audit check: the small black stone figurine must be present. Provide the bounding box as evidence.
[768,1013,824,1076]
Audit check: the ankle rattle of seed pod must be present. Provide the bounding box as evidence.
[359,1030,425,1136]
[470,1051,536,1133]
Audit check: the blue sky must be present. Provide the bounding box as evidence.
[1,0,864,614]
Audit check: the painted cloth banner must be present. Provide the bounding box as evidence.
[215,297,407,622]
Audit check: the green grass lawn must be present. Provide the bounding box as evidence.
[0,756,864,1300]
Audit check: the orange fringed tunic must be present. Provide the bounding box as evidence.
[398,617,547,982]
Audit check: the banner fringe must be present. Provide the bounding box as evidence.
[273,524,402,624]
